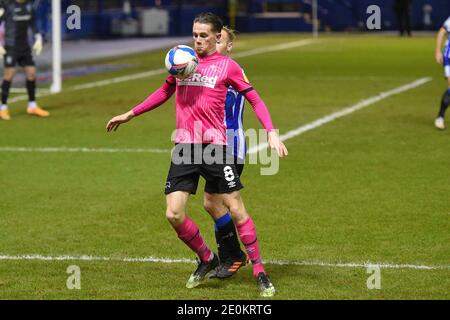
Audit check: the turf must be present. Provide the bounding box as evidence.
[0,34,449,300]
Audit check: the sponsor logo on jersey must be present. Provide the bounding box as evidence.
[178,73,218,89]
[13,15,31,21]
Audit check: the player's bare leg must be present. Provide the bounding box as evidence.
[166,191,218,288]
[24,66,49,117]
[0,67,16,120]
[203,192,248,279]
[222,191,275,297]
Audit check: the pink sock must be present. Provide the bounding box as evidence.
[236,216,266,277]
[174,216,212,263]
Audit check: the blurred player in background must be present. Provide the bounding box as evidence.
[394,0,413,37]
[107,13,288,297]
[434,16,450,130]
[0,0,49,120]
[204,26,249,280]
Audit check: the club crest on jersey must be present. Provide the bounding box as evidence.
[178,73,218,89]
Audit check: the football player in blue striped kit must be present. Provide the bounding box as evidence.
[435,16,450,130]
[203,26,250,279]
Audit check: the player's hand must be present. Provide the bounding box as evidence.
[0,46,6,57]
[33,34,43,56]
[268,131,288,158]
[106,111,135,132]
[436,50,444,64]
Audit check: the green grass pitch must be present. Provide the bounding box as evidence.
[0,34,449,299]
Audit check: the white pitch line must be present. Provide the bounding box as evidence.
[248,77,433,154]
[0,147,170,154]
[0,254,448,271]
[70,69,167,91]
[1,39,316,154]
[2,77,431,155]
[233,39,314,59]
[6,39,316,106]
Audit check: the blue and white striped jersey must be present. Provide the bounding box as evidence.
[224,85,246,160]
[443,16,450,47]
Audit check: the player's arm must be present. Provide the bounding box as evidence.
[106,77,176,132]
[0,2,5,24]
[30,7,43,55]
[227,62,288,157]
[0,3,5,56]
[436,27,447,64]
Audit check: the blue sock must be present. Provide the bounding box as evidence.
[214,212,232,232]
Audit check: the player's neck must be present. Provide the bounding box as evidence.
[200,48,218,58]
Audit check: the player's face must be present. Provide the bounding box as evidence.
[192,22,220,57]
[216,31,233,56]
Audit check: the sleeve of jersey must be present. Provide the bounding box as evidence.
[444,18,450,32]
[0,3,5,24]
[244,90,274,132]
[131,76,176,116]
[30,8,38,35]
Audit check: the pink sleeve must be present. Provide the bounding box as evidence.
[226,59,253,92]
[131,76,176,116]
[244,90,274,132]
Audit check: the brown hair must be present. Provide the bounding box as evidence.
[193,12,223,33]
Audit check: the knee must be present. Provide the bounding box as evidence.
[26,72,36,81]
[226,199,247,224]
[203,197,219,215]
[165,207,184,226]
[229,205,247,224]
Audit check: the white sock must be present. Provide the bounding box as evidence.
[28,101,37,109]
[1,104,8,111]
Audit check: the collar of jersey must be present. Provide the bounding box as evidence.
[198,51,222,61]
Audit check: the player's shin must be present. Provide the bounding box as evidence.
[214,212,244,261]
[438,89,450,118]
[236,216,266,277]
[26,80,36,107]
[174,216,213,263]
[1,80,11,106]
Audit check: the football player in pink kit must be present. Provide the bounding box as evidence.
[106,13,288,297]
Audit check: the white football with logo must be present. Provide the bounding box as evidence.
[165,45,199,79]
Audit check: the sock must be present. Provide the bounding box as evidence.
[438,89,450,118]
[175,216,213,263]
[26,80,36,105]
[1,104,7,111]
[1,80,11,105]
[236,216,265,277]
[28,101,37,109]
[214,212,243,261]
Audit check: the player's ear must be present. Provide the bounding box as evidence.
[227,42,233,53]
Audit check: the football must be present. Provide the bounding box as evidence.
[164,45,198,79]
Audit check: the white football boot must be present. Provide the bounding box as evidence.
[435,117,445,130]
